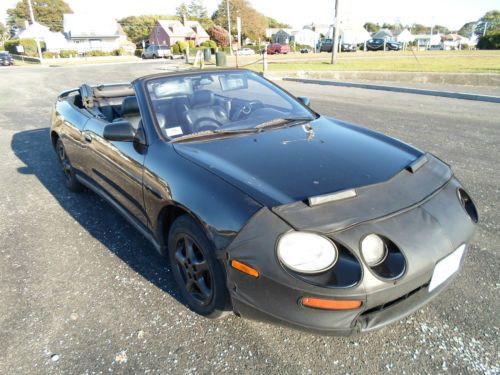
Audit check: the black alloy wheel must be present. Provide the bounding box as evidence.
[168,215,230,318]
[56,138,82,192]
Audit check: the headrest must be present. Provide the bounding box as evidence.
[191,90,214,108]
[121,96,139,116]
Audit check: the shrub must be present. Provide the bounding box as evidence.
[460,43,470,50]
[4,38,42,57]
[188,40,195,49]
[86,50,111,57]
[477,31,500,50]
[112,48,126,56]
[171,44,180,55]
[59,50,77,58]
[208,40,217,49]
[176,40,189,53]
[42,51,57,58]
[207,25,230,47]
[135,48,143,57]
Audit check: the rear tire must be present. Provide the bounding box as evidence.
[168,215,230,318]
[56,138,83,192]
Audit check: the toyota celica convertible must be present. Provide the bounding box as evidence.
[51,69,478,335]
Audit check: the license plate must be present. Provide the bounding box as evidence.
[428,244,466,292]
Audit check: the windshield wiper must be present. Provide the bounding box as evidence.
[170,128,257,143]
[255,116,314,130]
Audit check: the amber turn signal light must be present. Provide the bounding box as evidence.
[301,297,362,310]
[231,260,259,278]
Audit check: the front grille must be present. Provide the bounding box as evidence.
[361,283,429,316]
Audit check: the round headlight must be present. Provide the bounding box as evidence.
[277,232,338,274]
[361,234,388,266]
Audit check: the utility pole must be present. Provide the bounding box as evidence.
[27,0,43,61]
[227,0,233,56]
[330,0,340,64]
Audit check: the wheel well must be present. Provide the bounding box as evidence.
[157,205,190,252]
[50,131,59,150]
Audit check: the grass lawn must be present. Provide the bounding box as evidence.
[234,50,500,74]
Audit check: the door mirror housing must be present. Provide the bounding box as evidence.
[297,96,310,106]
[103,121,136,142]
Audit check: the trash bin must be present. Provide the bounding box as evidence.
[215,52,226,66]
[203,48,212,62]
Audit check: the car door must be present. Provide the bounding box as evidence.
[82,116,149,228]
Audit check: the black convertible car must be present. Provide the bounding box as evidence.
[51,69,477,335]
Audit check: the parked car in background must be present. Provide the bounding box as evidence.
[341,42,357,52]
[266,43,290,55]
[320,39,333,52]
[0,51,14,66]
[236,48,255,56]
[428,44,444,50]
[300,48,312,53]
[141,45,172,59]
[366,39,402,51]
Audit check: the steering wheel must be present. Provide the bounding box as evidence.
[234,101,263,120]
[193,117,223,132]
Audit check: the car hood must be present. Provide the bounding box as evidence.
[173,117,423,207]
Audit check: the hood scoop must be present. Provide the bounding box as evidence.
[308,188,357,207]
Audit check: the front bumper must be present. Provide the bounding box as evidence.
[224,175,476,335]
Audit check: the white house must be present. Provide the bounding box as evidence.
[395,29,414,43]
[339,25,371,44]
[63,14,133,53]
[414,33,443,49]
[291,28,319,47]
[16,21,69,52]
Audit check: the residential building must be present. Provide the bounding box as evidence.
[291,28,319,47]
[339,25,371,44]
[148,20,209,47]
[272,29,293,44]
[395,29,414,43]
[63,14,134,53]
[372,28,393,40]
[16,21,68,52]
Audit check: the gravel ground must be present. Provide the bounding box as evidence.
[0,62,498,374]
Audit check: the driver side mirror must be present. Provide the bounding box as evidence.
[103,121,136,142]
[297,96,310,106]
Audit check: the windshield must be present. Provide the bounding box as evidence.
[145,70,315,141]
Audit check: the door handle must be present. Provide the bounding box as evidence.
[83,132,92,143]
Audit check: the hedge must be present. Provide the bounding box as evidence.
[4,39,45,57]
[477,31,500,50]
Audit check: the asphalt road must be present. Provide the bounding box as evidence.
[0,62,499,374]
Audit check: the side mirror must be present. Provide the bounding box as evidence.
[103,121,135,142]
[297,96,310,106]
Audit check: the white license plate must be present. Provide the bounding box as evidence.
[428,244,466,292]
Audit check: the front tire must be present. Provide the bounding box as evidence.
[56,138,82,192]
[168,215,230,318]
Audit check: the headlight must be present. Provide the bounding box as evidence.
[277,232,338,274]
[361,234,388,266]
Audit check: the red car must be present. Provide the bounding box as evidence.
[266,43,290,55]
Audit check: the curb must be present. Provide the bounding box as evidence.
[282,77,500,104]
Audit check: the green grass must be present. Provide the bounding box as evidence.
[236,51,500,74]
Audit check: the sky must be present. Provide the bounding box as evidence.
[1,0,498,30]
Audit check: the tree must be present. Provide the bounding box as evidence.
[364,22,380,33]
[0,22,7,43]
[475,10,500,36]
[207,25,230,46]
[266,17,290,29]
[433,25,450,34]
[176,3,189,21]
[7,0,72,32]
[118,15,176,44]
[212,0,267,41]
[189,0,208,19]
[458,21,476,37]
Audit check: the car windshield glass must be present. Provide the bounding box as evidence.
[145,70,316,141]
